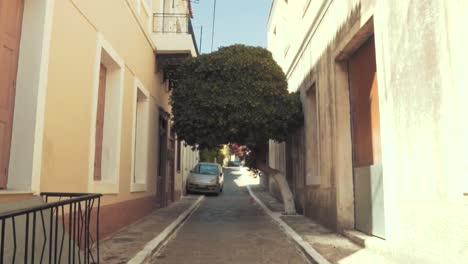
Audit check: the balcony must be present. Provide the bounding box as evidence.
[152,13,199,89]
[152,13,199,57]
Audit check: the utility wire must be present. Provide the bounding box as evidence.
[200,26,203,53]
[211,0,217,52]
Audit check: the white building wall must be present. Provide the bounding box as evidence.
[268,0,468,262]
[181,143,198,194]
[374,1,468,262]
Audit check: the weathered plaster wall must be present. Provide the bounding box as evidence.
[268,0,375,231]
[374,0,468,262]
[285,127,306,214]
[268,141,286,202]
[269,0,468,262]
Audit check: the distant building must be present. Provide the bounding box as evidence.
[268,0,467,262]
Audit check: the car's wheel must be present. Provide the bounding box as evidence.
[215,185,221,195]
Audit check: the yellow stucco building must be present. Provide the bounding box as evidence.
[0,0,199,240]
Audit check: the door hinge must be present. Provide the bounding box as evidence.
[4,167,8,177]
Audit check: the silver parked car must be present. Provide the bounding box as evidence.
[186,162,224,195]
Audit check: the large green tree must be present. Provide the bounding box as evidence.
[171,45,302,214]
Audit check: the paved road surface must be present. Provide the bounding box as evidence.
[150,167,309,264]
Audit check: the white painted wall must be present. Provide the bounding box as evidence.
[270,0,375,92]
[374,1,468,262]
[8,0,54,192]
[181,143,198,192]
[269,0,468,262]
[152,33,197,57]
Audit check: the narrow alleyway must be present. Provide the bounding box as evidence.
[150,168,309,264]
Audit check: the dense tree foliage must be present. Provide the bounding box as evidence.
[171,45,303,213]
[171,45,302,152]
[199,147,225,166]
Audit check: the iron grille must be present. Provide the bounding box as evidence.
[0,192,102,263]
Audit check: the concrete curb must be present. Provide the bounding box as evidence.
[127,195,204,264]
[245,183,331,264]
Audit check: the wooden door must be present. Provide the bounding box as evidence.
[348,36,385,238]
[349,37,381,167]
[94,64,107,181]
[0,0,24,188]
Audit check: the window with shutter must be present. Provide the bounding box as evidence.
[94,64,107,181]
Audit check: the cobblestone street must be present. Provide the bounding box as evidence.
[150,168,309,264]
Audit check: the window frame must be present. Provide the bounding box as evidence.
[88,33,125,194]
[304,80,322,187]
[130,78,150,193]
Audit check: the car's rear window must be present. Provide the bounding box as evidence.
[198,164,218,175]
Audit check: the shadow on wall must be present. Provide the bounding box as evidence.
[271,1,393,262]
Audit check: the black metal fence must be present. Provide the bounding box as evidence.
[0,192,102,264]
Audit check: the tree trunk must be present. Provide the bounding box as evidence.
[256,161,296,215]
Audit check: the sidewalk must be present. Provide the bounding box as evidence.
[98,196,203,264]
[247,182,396,264]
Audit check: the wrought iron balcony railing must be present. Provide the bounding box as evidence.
[153,13,199,56]
[0,192,102,264]
[153,13,193,34]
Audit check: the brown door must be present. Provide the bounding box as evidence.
[349,37,381,167]
[94,64,107,181]
[0,0,24,189]
[348,36,385,238]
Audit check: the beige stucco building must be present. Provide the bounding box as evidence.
[268,0,468,262]
[0,0,199,239]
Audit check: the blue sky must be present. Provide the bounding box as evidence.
[191,0,271,54]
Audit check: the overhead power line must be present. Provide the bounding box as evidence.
[211,0,217,52]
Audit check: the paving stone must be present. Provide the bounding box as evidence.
[249,184,285,212]
[98,196,200,263]
[250,178,396,264]
[150,167,309,264]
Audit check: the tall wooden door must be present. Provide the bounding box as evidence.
[0,0,24,188]
[348,36,385,238]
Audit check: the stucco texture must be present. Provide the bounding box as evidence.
[268,0,468,262]
[41,0,169,207]
[374,0,468,262]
